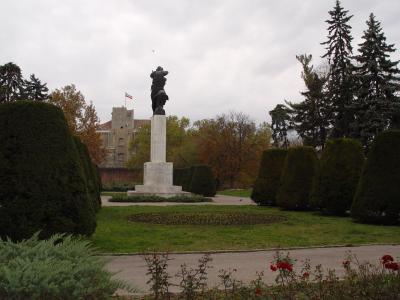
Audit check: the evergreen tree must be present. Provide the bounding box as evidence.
[24,74,49,101]
[321,0,355,138]
[0,62,24,102]
[287,54,329,149]
[269,104,292,148]
[352,13,400,149]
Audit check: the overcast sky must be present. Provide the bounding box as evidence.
[1,0,400,124]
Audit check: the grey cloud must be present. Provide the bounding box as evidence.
[1,0,399,124]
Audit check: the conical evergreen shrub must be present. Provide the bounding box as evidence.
[73,136,101,212]
[251,148,287,205]
[173,167,193,192]
[0,101,96,241]
[276,146,318,210]
[189,165,216,197]
[311,138,364,215]
[351,130,400,225]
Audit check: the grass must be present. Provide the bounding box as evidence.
[217,189,252,197]
[91,205,400,253]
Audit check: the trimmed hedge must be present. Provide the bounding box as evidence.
[276,146,318,210]
[174,167,194,192]
[174,166,216,196]
[189,165,216,197]
[101,182,136,192]
[311,138,365,215]
[251,148,287,205]
[0,101,96,241]
[351,130,400,225]
[73,136,101,212]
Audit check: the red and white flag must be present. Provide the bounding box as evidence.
[125,92,133,100]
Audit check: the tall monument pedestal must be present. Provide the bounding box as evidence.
[128,115,188,197]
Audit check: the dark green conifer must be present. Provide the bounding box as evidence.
[0,101,96,241]
[321,0,355,138]
[276,146,318,210]
[188,165,216,197]
[269,104,292,148]
[251,148,287,206]
[287,54,329,149]
[0,62,24,102]
[311,138,364,215]
[352,13,400,149]
[24,74,49,101]
[351,130,400,224]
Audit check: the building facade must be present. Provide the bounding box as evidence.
[97,107,150,168]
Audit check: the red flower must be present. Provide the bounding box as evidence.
[342,260,350,268]
[381,255,394,264]
[270,264,277,272]
[384,262,399,271]
[302,272,310,279]
[255,288,262,296]
[276,261,293,272]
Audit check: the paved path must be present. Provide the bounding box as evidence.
[106,244,400,293]
[101,195,256,207]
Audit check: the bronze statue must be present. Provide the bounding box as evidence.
[150,66,169,115]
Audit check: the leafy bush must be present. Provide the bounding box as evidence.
[351,130,400,224]
[276,146,318,210]
[311,138,365,215]
[173,167,194,192]
[0,101,96,241]
[129,212,286,225]
[102,182,136,192]
[73,136,101,212]
[189,165,217,197]
[0,234,131,299]
[251,148,287,206]
[110,194,211,203]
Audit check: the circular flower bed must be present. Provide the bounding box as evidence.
[128,212,286,225]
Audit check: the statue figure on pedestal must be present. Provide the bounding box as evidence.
[150,66,169,115]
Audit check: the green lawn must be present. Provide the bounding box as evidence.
[217,189,252,197]
[91,205,400,253]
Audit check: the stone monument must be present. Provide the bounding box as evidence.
[128,66,184,196]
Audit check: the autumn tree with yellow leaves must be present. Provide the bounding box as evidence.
[49,84,106,165]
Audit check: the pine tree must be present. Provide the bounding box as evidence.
[269,104,291,148]
[0,62,24,103]
[24,74,49,101]
[352,13,400,149]
[322,0,355,138]
[287,54,329,149]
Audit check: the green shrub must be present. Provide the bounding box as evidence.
[174,167,194,192]
[173,168,186,187]
[0,234,131,299]
[351,130,400,225]
[311,138,365,215]
[251,148,287,205]
[110,194,211,203]
[101,182,136,192]
[94,164,103,197]
[73,136,101,212]
[0,101,96,241]
[276,146,318,210]
[189,165,216,197]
